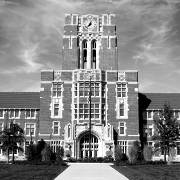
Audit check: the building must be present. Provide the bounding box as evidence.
[0,14,179,161]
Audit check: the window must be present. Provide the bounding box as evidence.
[174,111,180,120]
[117,83,127,98]
[9,109,20,119]
[26,109,36,119]
[25,123,35,136]
[0,109,4,118]
[147,110,153,120]
[54,104,59,117]
[82,40,87,69]
[79,103,100,120]
[74,104,77,119]
[147,141,153,147]
[50,140,61,153]
[118,141,127,154]
[53,121,60,135]
[91,40,96,69]
[119,122,126,136]
[51,100,62,118]
[52,82,62,97]
[119,102,124,117]
[79,82,100,97]
[74,83,78,96]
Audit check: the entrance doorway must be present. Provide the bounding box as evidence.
[79,133,98,158]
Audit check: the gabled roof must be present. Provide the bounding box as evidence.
[142,93,180,109]
[0,92,40,109]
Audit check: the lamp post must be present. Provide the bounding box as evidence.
[88,75,92,159]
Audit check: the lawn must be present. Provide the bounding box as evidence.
[113,164,180,180]
[0,163,67,180]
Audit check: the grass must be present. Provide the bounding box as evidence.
[0,163,68,180]
[112,164,180,180]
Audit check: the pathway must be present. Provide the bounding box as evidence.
[54,163,129,180]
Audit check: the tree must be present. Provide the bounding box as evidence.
[0,121,24,164]
[152,104,180,162]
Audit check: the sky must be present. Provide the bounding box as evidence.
[0,0,180,93]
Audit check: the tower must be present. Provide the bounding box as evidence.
[40,14,139,159]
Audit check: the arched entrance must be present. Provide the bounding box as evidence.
[79,133,98,158]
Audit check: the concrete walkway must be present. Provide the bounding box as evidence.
[54,163,129,180]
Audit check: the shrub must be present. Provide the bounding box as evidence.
[97,157,104,162]
[56,146,64,163]
[103,155,114,162]
[41,145,52,162]
[143,145,153,161]
[128,141,142,164]
[114,145,128,164]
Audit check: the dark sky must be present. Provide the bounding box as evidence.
[0,0,180,92]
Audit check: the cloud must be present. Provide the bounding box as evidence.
[131,1,178,65]
[0,0,180,92]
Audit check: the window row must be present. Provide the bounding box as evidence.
[74,103,101,120]
[81,39,97,69]
[74,82,105,97]
[146,110,180,120]
[0,122,36,136]
[0,109,37,119]
[0,121,62,136]
[147,141,180,156]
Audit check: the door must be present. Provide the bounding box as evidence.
[80,133,98,158]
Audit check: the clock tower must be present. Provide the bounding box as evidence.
[62,14,117,70]
[40,14,139,159]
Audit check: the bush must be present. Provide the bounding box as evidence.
[41,145,52,162]
[128,141,142,164]
[56,146,64,163]
[96,157,104,162]
[114,145,128,165]
[103,155,114,162]
[143,145,153,161]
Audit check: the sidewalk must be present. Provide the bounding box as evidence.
[54,163,129,180]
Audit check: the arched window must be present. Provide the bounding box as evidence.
[82,40,87,69]
[91,40,96,69]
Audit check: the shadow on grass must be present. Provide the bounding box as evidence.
[112,163,180,180]
[0,161,68,180]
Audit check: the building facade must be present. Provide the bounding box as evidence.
[0,14,179,161]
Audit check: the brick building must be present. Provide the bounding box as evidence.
[0,14,179,161]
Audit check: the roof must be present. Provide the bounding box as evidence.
[0,92,40,109]
[142,93,180,109]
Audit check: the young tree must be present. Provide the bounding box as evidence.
[153,104,180,162]
[0,121,24,164]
